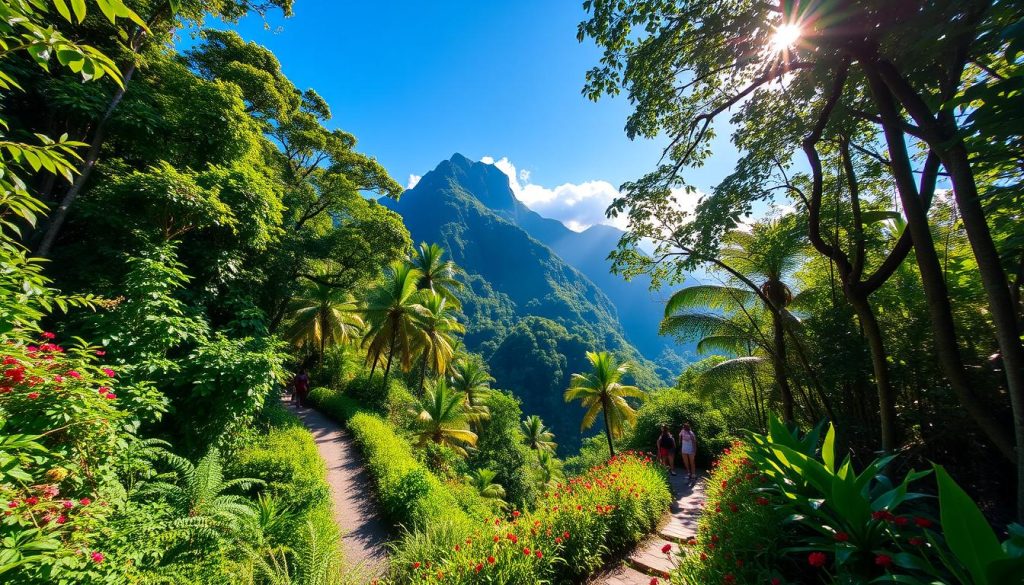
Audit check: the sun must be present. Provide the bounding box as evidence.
[771,23,802,52]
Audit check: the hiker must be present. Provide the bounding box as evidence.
[657,425,677,475]
[292,369,310,406]
[678,422,697,481]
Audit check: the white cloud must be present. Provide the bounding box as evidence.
[406,174,421,189]
[479,155,703,234]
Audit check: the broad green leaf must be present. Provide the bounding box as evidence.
[821,422,835,472]
[936,464,1003,585]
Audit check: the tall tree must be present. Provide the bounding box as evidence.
[564,351,644,457]
[521,415,557,453]
[284,279,363,366]
[362,262,426,391]
[410,378,478,457]
[412,290,464,394]
[410,242,464,310]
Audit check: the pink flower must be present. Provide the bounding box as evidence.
[7,500,17,508]
[91,552,104,563]
[105,393,116,400]
[102,368,115,377]
[41,332,55,339]
[67,371,81,379]
[56,515,67,524]
[53,375,63,383]
[62,500,74,509]
[95,350,106,356]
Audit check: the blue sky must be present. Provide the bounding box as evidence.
[188,1,740,231]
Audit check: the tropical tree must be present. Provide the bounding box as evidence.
[450,356,493,428]
[284,279,363,366]
[534,450,564,489]
[465,468,507,508]
[362,261,426,391]
[521,415,557,453]
[412,290,464,394]
[564,351,644,457]
[409,242,464,309]
[410,378,478,457]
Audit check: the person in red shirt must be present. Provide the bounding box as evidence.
[656,425,677,475]
[292,369,310,406]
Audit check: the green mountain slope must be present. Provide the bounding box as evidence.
[382,154,659,451]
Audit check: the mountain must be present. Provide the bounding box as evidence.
[381,153,665,452]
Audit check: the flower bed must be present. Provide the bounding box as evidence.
[388,451,671,584]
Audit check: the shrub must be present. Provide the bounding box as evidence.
[388,451,671,584]
[625,388,731,467]
[346,411,479,531]
[675,441,788,584]
[310,386,366,421]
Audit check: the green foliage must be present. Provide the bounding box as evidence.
[624,388,731,467]
[469,389,539,511]
[388,451,670,584]
[410,378,478,457]
[564,350,645,456]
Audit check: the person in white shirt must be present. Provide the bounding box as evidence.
[678,422,697,481]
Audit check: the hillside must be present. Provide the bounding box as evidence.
[382,154,661,450]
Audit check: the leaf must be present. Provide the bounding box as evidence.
[53,0,72,22]
[935,464,1004,585]
[70,0,87,23]
[821,422,835,472]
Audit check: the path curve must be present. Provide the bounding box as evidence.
[592,470,706,585]
[287,401,390,580]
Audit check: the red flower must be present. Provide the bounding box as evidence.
[512,510,520,517]
[91,552,104,563]
[914,517,933,528]
[909,537,924,546]
[454,545,460,552]
[700,552,708,561]
[105,393,116,400]
[771,579,781,585]
[53,375,63,383]
[102,368,116,377]
[41,332,55,339]
[808,552,827,567]
[412,562,421,569]
[26,496,38,505]
[523,547,531,556]
[474,563,483,573]
[834,532,849,542]
[487,556,495,564]
[67,370,81,379]
[95,350,106,356]
[507,533,518,543]
[661,543,672,554]
[894,516,909,527]
[493,535,499,543]
[555,537,562,544]
[649,579,659,585]
[724,574,735,584]
[875,554,893,568]
[535,550,543,559]
[27,392,39,399]
[62,500,74,509]
[756,496,769,506]
[563,531,570,539]
[7,501,17,508]
[56,515,67,524]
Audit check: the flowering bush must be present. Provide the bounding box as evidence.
[674,441,788,584]
[675,418,1024,584]
[0,332,140,582]
[387,450,671,584]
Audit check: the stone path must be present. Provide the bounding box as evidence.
[592,469,706,585]
[287,401,390,581]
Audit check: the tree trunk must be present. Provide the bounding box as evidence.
[36,63,138,257]
[865,67,1017,463]
[941,144,1024,521]
[771,311,796,422]
[381,327,399,392]
[849,294,898,453]
[601,394,615,458]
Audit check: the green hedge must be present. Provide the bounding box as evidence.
[228,403,343,580]
[388,451,672,584]
[625,388,732,466]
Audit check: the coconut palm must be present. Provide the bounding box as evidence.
[410,378,478,457]
[410,242,464,310]
[534,450,564,489]
[284,280,363,366]
[521,415,557,453]
[466,468,507,506]
[412,290,464,394]
[564,351,644,457]
[450,356,493,426]
[662,218,809,422]
[362,261,427,391]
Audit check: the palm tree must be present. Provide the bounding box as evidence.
[410,378,478,457]
[521,415,557,453]
[362,261,426,391]
[564,351,644,457]
[534,450,564,489]
[466,468,507,508]
[284,280,363,366]
[412,290,464,394]
[450,356,493,427]
[663,219,810,423]
[409,242,464,310]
